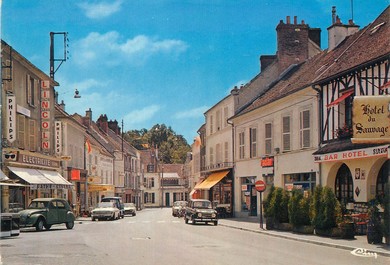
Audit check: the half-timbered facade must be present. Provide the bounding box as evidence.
[312,7,390,207]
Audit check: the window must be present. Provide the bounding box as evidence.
[224,142,229,162]
[335,164,354,204]
[216,110,221,131]
[284,172,316,192]
[209,115,214,134]
[238,131,245,159]
[216,143,222,164]
[28,120,36,151]
[17,115,26,149]
[339,92,353,128]
[26,75,37,106]
[250,127,257,158]
[300,110,310,148]
[265,123,272,155]
[282,116,291,152]
[151,178,155,188]
[223,106,229,128]
[209,147,214,165]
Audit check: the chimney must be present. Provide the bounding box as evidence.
[108,119,121,135]
[276,15,311,72]
[59,100,65,111]
[97,114,109,133]
[86,108,92,123]
[327,6,359,51]
[260,55,277,72]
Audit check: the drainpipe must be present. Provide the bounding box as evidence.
[312,84,322,187]
[227,119,235,217]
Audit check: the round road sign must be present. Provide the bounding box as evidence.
[255,180,266,192]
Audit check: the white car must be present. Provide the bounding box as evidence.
[91,202,120,221]
[123,203,136,216]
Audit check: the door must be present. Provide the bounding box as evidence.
[249,186,257,216]
[165,193,170,207]
[47,201,58,224]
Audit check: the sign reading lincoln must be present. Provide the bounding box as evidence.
[352,95,390,144]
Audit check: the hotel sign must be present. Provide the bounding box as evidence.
[352,95,390,144]
[314,145,389,163]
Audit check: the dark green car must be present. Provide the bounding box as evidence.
[19,198,75,231]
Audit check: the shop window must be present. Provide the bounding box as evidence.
[241,177,255,212]
[335,164,354,204]
[376,160,389,198]
[284,172,316,192]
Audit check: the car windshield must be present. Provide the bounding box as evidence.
[193,201,212,209]
[98,202,115,208]
[173,201,187,207]
[28,201,48,209]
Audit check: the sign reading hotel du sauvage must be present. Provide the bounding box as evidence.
[352,95,390,144]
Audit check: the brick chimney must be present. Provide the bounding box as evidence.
[96,114,109,133]
[276,15,321,73]
[108,119,121,135]
[327,6,359,51]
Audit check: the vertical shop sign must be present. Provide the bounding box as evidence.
[7,95,16,143]
[55,121,62,155]
[41,80,51,150]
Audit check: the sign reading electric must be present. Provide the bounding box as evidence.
[41,80,51,150]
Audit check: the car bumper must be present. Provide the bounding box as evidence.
[193,218,218,222]
[91,213,113,219]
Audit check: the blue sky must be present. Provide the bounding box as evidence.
[1,1,389,143]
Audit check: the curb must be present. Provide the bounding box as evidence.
[219,223,390,258]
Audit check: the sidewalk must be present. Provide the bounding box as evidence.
[218,216,390,257]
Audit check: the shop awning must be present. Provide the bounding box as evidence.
[8,167,73,189]
[195,170,229,190]
[326,90,354,108]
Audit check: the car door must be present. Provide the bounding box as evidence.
[47,201,58,224]
[56,200,68,223]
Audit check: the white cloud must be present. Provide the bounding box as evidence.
[78,0,123,19]
[124,105,161,125]
[174,106,209,119]
[74,31,188,66]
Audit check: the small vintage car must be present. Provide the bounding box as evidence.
[172,201,187,217]
[91,202,120,221]
[123,203,136,216]
[185,199,218,225]
[19,198,75,231]
[101,197,124,218]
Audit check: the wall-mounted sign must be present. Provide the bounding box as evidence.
[352,95,390,144]
[41,80,51,150]
[260,156,274,167]
[55,121,62,155]
[7,95,16,143]
[17,153,59,168]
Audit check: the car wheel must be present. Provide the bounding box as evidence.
[192,218,196,225]
[44,224,52,230]
[185,217,188,224]
[92,217,96,221]
[66,221,74,229]
[133,213,136,216]
[35,218,44,231]
[214,221,218,226]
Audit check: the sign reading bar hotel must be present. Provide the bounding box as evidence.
[352,95,390,144]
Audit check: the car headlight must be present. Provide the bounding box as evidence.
[27,213,31,218]
[197,212,202,218]
[211,213,216,218]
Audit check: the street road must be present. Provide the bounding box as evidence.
[1,208,388,265]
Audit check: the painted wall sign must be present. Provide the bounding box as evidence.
[352,95,390,144]
[17,153,60,168]
[314,145,389,163]
[7,95,16,143]
[55,121,62,155]
[41,80,51,150]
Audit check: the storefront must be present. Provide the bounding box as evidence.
[2,149,73,211]
[314,143,389,205]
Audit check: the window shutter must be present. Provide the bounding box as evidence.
[29,120,36,151]
[18,115,25,148]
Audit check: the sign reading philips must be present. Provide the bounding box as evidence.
[7,95,16,143]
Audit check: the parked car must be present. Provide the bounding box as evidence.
[8,202,24,213]
[172,201,187,217]
[123,203,136,216]
[18,198,75,231]
[101,197,124,218]
[185,199,218,225]
[91,202,120,221]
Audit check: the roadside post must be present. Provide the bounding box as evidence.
[255,180,266,229]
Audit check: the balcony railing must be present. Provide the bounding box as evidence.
[201,162,233,172]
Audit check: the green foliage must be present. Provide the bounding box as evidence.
[124,124,191,164]
[264,185,275,218]
[289,190,311,227]
[383,183,390,238]
[268,187,290,223]
[311,186,339,230]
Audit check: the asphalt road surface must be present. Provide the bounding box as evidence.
[1,208,388,265]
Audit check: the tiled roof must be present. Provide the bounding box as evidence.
[234,6,389,117]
